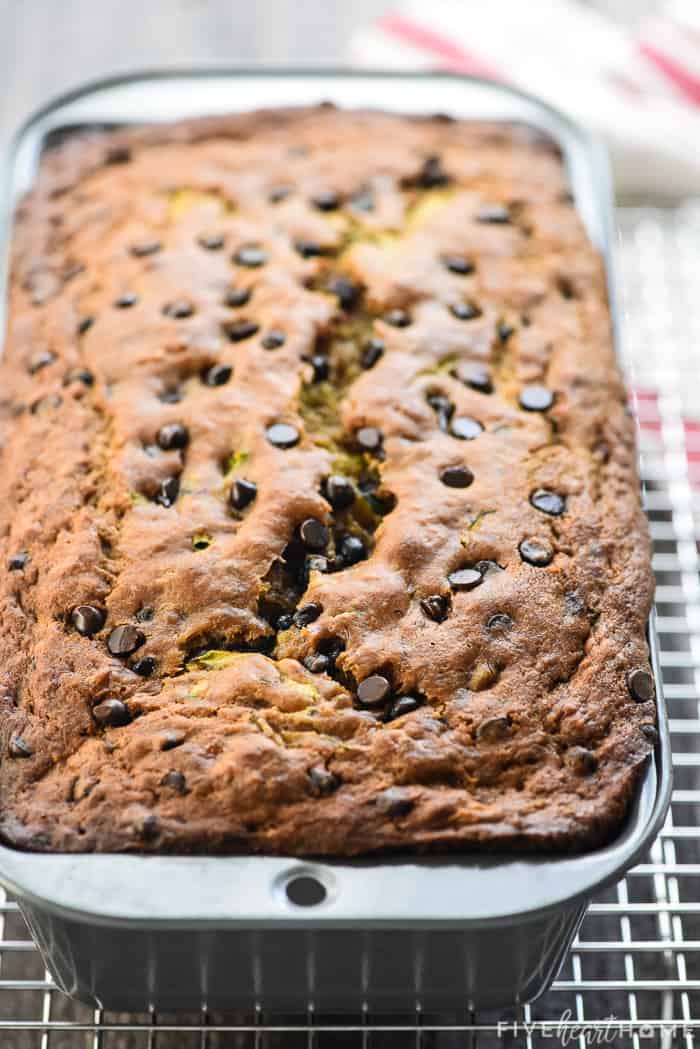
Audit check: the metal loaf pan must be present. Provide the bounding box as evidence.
[0,71,672,1014]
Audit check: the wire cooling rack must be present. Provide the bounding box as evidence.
[1,204,699,1047]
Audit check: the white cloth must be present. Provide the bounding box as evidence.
[349,0,700,200]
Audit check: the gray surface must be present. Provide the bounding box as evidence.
[0,0,392,150]
[0,0,658,152]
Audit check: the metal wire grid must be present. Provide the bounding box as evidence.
[0,204,699,1047]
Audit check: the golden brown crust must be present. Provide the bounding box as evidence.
[0,107,655,854]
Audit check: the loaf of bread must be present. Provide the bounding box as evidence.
[0,107,657,853]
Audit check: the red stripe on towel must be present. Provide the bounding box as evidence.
[379,13,503,79]
[638,40,700,106]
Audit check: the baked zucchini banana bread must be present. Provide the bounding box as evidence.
[0,107,657,854]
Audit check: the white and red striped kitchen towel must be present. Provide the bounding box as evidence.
[350,0,700,200]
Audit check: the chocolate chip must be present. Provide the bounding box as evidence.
[294,603,322,628]
[497,320,515,342]
[230,478,257,511]
[326,275,361,310]
[64,368,94,386]
[628,668,655,703]
[310,355,330,381]
[92,699,131,727]
[138,814,159,841]
[349,187,375,212]
[519,385,554,412]
[234,245,267,267]
[266,422,300,449]
[421,594,449,622]
[319,636,345,662]
[304,653,329,674]
[356,426,383,453]
[8,552,29,571]
[72,605,106,636]
[477,204,511,224]
[451,362,493,394]
[567,746,598,775]
[77,316,95,335]
[157,422,189,451]
[448,568,483,592]
[440,465,474,488]
[28,350,56,374]
[161,770,187,793]
[114,293,138,308]
[442,255,474,275]
[476,715,512,742]
[261,329,286,350]
[450,302,481,321]
[386,695,422,721]
[308,765,339,796]
[295,239,326,258]
[519,537,554,567]
[156,477,180,507]
[375,787,414,818]
[357,674,391,707]
[339,534,366,565]
[530,489,566,516]
[641,723,658,744]
[223,287,251,308]
[224,319,260,342]
[312,190,341,211]
[427,392,455,430]
[198,233,225,251]
[450,416,483,441]
[416,153,450,188]
[105,146,131,165]
[108,625,145,657]
[323,475,355,510]
[163,299,195,320]
[276,613,294,631]
[203,363,233,387]
[487,613,514,633]
[383,308,411,327]
[360,338,384,369]
[299,518,329,551]
[133,657,157,677]
[373,486,398,518]
[160,729,185,751]
[160,387,182,404]
[9,732,33,758]
[131,240,162,257]
[558,276,576,300]
[136,606,155,623]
